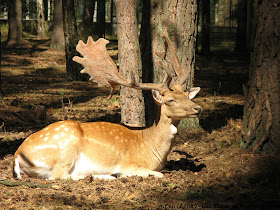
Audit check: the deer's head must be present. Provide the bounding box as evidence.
[152,84,201,119]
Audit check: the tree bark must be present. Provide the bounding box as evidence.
[50,0,65,50]
[235,0,247,51]
[62,0,84,80]
[242,1,280,154]
[37,0,47,38]
[115,0,145,126]
[201,0,210,54]
[141,0,199,128]
[7,0,23,42]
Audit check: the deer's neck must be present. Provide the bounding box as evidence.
[142,106,180,170]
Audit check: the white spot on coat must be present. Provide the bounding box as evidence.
[34,145,58,150]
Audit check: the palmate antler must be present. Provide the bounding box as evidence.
[73,34,190,98]
[155,32,191,86]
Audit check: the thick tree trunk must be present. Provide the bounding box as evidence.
[201,0,210,54]
[62,0,83,80]
[37,0,47,38]
[7,0,23,42]
[7,0,32,48]
[50,0,65,50]
[235,0,247,51]
[141,0,199,128]
[242,1,280,153]
[115,0,145,126]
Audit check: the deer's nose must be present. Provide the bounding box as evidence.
[193,106,202,114]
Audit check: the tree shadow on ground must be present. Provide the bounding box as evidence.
[164,150,206,172]
[0,139,24,159]
[161,156,280,208]
[199,103,243,133]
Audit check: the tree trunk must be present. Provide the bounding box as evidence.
[97,0,105,38]
[7,0,23,43]
[37,0,47,38]
[242,1,280,154]
[62,0,84,80]
[235,0,247,51]
[141,0,199,129]
[83,0,95,23]
[201,0,210,54]
[80,0,96,42]
[140,0,154,126]
[50,0,65,50]
[115,0,145,126]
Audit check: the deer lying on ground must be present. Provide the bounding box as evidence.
[13,34,201,180]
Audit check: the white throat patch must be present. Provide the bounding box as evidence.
[170,124,178,135]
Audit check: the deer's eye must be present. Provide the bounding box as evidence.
[167,99,175,104]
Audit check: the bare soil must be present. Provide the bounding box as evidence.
[0,38,280,209]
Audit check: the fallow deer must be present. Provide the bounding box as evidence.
[13,33,201,180]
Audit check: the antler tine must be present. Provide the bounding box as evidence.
[154,59,173,89]
[156,31,191,87]
[178,64,191,86]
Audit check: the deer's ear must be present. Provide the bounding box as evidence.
[152,90,163,105]
[186,87,200,99]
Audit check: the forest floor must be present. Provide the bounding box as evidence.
[0,36,280,209]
